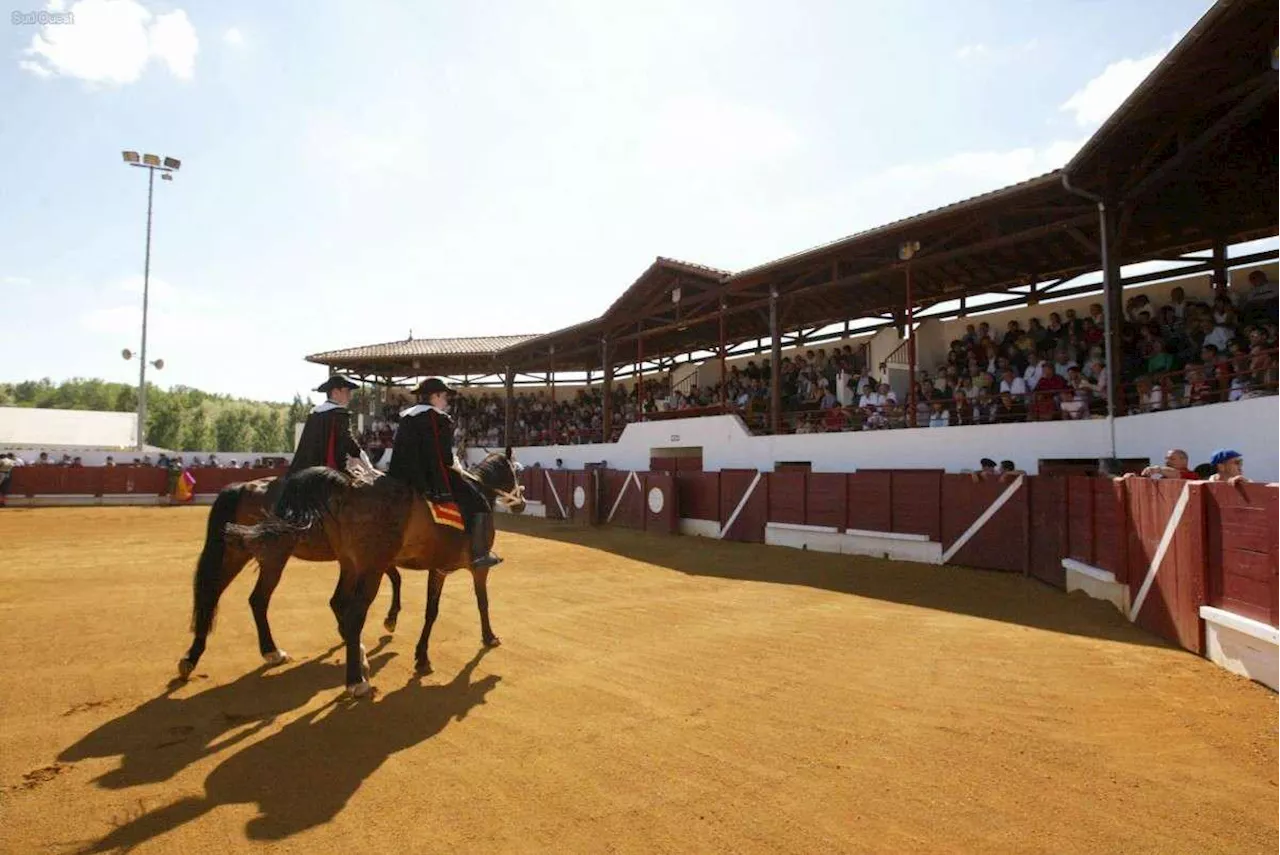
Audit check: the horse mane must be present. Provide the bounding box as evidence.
[455,452,513,493]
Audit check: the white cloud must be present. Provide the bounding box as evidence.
[956,40,1037,61]
[1060,50,1165,126]
[302,108,432,181]
[224,27,244,48]
[956,43,988,60]
[19,0,199,85]
[3,276,35,288]
[872,137,1088,202]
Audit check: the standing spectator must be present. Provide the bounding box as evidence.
[1130,449,1196,480]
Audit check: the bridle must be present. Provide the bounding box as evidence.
[453,453,526,508]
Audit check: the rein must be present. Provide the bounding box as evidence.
[452,456,526,507]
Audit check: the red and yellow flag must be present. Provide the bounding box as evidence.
[427,500,465,531]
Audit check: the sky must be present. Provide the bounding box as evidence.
[0,0,1223,404]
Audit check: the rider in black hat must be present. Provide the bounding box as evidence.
[388,376,501,569]
[286,374,367,475]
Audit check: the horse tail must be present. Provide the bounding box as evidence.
[224,467,347,549]
[191,485,244,634]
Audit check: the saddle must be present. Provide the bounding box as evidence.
[426,499,465,531]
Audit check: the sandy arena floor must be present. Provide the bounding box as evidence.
[0,507,1274,854]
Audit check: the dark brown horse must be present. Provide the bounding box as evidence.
[227,452,526,696]
[177,476,406,680]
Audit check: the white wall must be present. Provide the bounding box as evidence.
[474,397,1279,483]
[0,407,137,449]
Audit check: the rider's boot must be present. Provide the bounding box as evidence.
[469,513,502,569]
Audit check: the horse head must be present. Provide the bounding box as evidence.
[474,451,526,515]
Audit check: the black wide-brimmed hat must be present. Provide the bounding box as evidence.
[413,377,453,397]
[315,374,359,394]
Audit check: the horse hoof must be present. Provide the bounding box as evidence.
[484,636,502,648]
[177,658,195,680]
[383,618,397,634]
[346,681,374,698]
[263,650,290,667]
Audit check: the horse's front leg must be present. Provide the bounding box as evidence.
[413,570,447,674]
[383,567,402,634]
[472,567,501,648]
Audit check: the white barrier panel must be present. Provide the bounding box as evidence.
[1200,606,1279,692]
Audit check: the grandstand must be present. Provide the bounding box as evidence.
[304,0,1277,479]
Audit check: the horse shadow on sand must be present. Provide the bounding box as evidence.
[70,648,500,853]
[58,638,394,791]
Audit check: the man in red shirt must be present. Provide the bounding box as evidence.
[1131,448,1196,480]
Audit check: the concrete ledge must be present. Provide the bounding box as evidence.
[2,495,174,508]
[844,527,930,542]
[769,521,841,534]
[766,523,843,553]
[679,518,721,538]
[1063,558,1130,616]
[1200,606,1278,692]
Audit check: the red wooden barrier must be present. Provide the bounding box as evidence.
[189,467,283,494]
[524,467,545,504]
[1205,483,1278,627]
[610,472,646,529]
[940,475,1026,574]
[543,471,570,520]
[806,473,846,529]
[890,471,942,541]
[1092,480,1129,583]
[767,470,806,526]
[101,466,170,496]
[846,471,891,532]
[1028,477,1067,588]
[1065,476,1095,565]
[676,471,720,522]
[720,469,766,543]
[567,471,597,524]
[643,472,678,534]
[1125,479,1206,653]
[10,466,104,496]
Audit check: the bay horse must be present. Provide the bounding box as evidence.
[178,476,407,680]
[226,451,526,696]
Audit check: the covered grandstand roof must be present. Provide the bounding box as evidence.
[306,0,1278,380]
[305,334,540,378]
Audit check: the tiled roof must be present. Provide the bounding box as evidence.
[731,171,1063,279]
[306,334,541,364]
[655,256,733,278]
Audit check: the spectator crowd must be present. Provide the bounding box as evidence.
[354,272,1276,448]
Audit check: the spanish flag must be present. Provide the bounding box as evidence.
[174,469,196,502]
[427,499,465,531]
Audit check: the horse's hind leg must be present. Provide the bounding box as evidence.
[340,566,382,696]
[181,548,251,679]
[248,550,291,666]
[472,567,501,648]
[383,567,402,634]
[413,570,447,675]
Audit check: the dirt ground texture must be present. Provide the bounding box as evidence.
[0,507,1275,855]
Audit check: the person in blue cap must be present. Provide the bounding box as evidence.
[1208,449,1249,484]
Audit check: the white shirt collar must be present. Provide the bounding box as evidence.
[400,403,450,418]
[311,400,343,414]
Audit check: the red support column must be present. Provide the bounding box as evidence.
[602,336,613,444]
[906,263,916,427]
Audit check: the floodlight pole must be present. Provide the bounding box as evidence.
[137,166,156,451]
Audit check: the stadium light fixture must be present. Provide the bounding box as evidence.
[120,149,181,449]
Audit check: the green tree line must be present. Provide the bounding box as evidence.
[0,378,312,453]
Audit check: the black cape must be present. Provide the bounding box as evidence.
[288,405,361,474]
[388,407,459,501]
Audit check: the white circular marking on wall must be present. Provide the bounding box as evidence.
[573,485,586,509]
[647,486,665,514]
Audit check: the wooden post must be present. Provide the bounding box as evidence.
[1100,202,1124,429]
[906,263,916,427]
[602,336,613,443]
[769,286,781,435]
[1212,238,1229,289]
[503,366,514,449]
[719,296,727,409]
[549,346,557,446]
[637,322,644,422]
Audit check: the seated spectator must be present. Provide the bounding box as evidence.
[1130,448,1196,480]
[1145,340,1175,376]
[971,458,1000,481]
[1131,375,1164,413]
[927,402,950,428]
[998,368,1027,397]
[991,392,1026,423]
[1058,389,1087,420]
[1207,448,1249,484]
